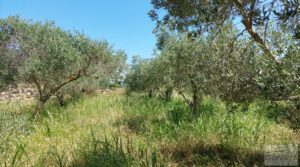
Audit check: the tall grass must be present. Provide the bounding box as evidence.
[119,95,299,166]
[0,91,298,166]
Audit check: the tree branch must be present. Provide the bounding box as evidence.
[49,69,82,95]
[178,90,191,106]
[32,76,43,98]
[232,0,277,61]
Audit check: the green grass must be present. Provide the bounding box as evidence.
[0,90,299,166]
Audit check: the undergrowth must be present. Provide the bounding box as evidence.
[0,91,298,166]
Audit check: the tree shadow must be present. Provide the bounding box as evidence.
[69,134,163,167]
[162,142,264,166]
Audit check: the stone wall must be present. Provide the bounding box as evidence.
[0,85,36,101]
[0,84,114,102]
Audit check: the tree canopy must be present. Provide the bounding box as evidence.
[149,0,300,60]
[0,16,126,116]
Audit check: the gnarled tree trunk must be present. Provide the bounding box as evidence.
[32,95,49,118]
[31,69,83,118]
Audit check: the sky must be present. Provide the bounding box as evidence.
[0,0,157,62]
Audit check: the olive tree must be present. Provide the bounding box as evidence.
[150,0,300,60]
[0,18,21,90]
[160,36,215,115]
[256,24,300,103]
[125,56,156,97]
[150,1,300,107]
[57,50,127,105]
[159,25,266,114]
[204,28,262,104]
[152,55,174,101]
[1,16,125,117]
[125,54,175,100]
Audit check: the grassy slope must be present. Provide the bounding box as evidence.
[0,90,299,166]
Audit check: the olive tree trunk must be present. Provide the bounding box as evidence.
[164,87,173,101]
[148,89,153,98]
[191,88,200,116]
[189,78,200,116]
[32,95,49,118]
[56,92,65,106]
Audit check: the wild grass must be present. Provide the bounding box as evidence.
[0,90,298,166]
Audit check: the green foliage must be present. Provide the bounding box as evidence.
[0,18,20,90]
[126,23,299,113]
[125,54,175,102]
[147,1,299,110]
[125,55,158,94]
[256,25,300,102]
[0,16,126,115]
[149,0,300,58]
[125,55,149,92]
[150,0,300,33]
[126,25,262,114]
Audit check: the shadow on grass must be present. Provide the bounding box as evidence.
[69,129,165,167]
[34,93,88,120]
[162,142,264,166]
[70,142,130,167]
